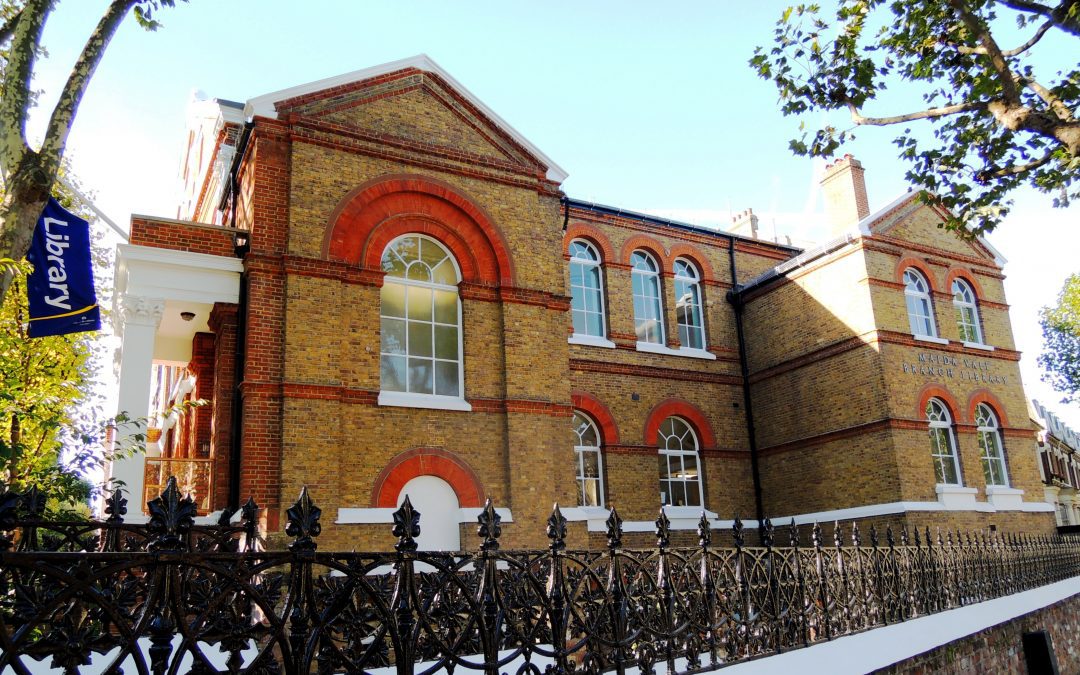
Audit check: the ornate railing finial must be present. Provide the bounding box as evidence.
[811,521,822,548]
[697,511,712,548]
[20,486,46,518]
[104,487,127,524]
[851,522,861,547]
[761,517,774,548]
[869,524,879,548]
[886,525,895,548]
[547,504,567,551]
[655,508,671,549]
[605,505,623,550]
[147,476,197,551]
[789,519,800,548]
[285,487,321,552]
[833,521,843,548]
[391,494,420,553]
[732,515,744,549]
[477,499,502,552]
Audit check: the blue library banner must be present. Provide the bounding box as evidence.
[26,198,101,338]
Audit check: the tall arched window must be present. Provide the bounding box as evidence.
[976,404,1009,486]
[927,398,962,485]
[673,258,705,350]
[658,417,702,507]
[572,411,604,506]
[631,250,664,345]
[904,269,937,338]
[380,235,464,404]
[952,279,983,344]
[568,240,606,338]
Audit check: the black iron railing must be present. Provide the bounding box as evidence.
[1,477,1078,674]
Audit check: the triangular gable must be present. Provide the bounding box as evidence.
[244,55,568,183]
[860,191,1006,267]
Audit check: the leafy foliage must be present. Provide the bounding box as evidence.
[1039,272,1080,404]
[751,0,1080,236]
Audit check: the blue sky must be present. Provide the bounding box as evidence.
[25,1,1080,428]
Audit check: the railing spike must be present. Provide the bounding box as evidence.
[762,517,774,548]
[655,507,671,549]
[477,498,502,552]
[285,486,322,552]
[790,518,800,548]
[697,511,712,548]
[146,476,197,552]
[390,494,419,553]
[732,514,744,549]
[104,487,128,524]
[605,505,623,550]
[547,503,567,552]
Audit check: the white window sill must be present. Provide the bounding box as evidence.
[936,484,977,509]
[963,341,994,352]
[635,341,717,360]
[336,506,513,524]
[914,334,949,345]
[378,391,472,411]
[986,485,1024,510]
[568,334,616,349]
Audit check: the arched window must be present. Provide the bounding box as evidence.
[976,404,1009,486]
[904,269,937,338]
[927,398,961,485]
[379,235,464,403]
[673,258,705,350]
[631,250,665,345]
[568,240,606,338]
[658,417,703,507]
[572,411,604,506]
[952,279,983,344]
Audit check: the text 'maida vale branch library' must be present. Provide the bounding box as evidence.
[108,55,1058,550]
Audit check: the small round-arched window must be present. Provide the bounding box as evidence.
[673,259,705,350]
[631,250,665,345]
[657,417,702,507]
[952,279,983,344]
[976,404,1008,486]
[572,411,604,506]
[904,269,937,338]
[926,398,961,485]
[380,235,463,399]
[568,240,606,338]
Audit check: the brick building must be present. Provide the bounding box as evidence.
[109,55,1055,549]
[1031,399,1080,526]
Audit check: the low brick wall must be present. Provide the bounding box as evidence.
[130,215,238,257]
[875,592,1080,674]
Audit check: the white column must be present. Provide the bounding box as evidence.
[110,295,165,515]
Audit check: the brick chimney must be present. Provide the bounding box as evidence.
[820,154,870,234]
[730,208,759,239]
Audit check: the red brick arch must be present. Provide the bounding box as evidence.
[571,391,620,445]
[966,389,1010,427]
[916,384,963,422]
[666,244,716,284]
[944,267,986,299]
[620,235,668,273]
[371,447,485,507]
[323,174,514,286]
[643,399,716,450]
[565,224,616,262]
[896,256,938,292]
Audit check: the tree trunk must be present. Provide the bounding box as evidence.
[0,152,52,302]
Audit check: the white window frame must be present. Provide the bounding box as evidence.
[631,250,665,346]
[952,278,984,345]
[658,417,704,508]
[673,258,706,351]
[927,398,962,486]
[976,404,1009,487]
[572,411,605,507]
[378,234,470,411]
[904,269,937,338]
[568,240,608,340]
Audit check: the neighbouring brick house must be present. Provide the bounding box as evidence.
[109,55,1055,550]
[1031,399,1080,526]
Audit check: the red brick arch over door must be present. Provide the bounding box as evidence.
[322,174,515,286]
[371,447,486,508]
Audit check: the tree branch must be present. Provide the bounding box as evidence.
[39,0,136,175]
[948,0,1021,102]
[847,99,987,125]
[1022,77,1076,122]
[956,18,1053,56]
[0,0,50,174]
[999,0,1080,38]
[976,147,1057,181]
[0,6,24,46]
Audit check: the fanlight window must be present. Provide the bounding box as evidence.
[380,235,463,398]
[927,398,962,485]
[658,417,702,507]
[631,250,665,344]
[572,412,604,507]
[568,240,606,338]
[952,279,983,344]
[674,259,705,350]
[976,404,1009,486]
[904,269,937,338]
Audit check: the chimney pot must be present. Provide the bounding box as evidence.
[821,155,870,235]
[730,207,759,239]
